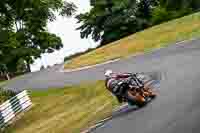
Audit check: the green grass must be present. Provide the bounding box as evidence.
[0,80,8,87]
[4,81,120,133]
[64,12,200,70]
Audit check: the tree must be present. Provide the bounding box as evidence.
[76,0,158,45]
[157,0,200,13]
[151,0,200,24]
[135,0,158,27]
[190,0,200,11]
[76,0,140,45]
[0,0,77,73]
[16,58,28,73]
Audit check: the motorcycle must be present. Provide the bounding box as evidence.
[122,73,157,107]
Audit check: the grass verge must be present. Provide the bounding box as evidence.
[64,12,200,70]
[0,80,8,87]
[4,81,119,133]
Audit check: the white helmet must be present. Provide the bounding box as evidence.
[104,69,113,77]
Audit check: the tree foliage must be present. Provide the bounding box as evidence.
[76,0,139,45]
[151,0,200,24]
[76,0,200,45]
[0,0,77,74]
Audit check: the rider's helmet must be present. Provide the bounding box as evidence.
[104,69,113,77]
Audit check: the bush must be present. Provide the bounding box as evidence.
[151,6,194,25]
[151,6,172,25]
[173,8,193,18]
[0,88,16,104]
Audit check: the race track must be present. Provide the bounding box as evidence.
[2,38,200,133]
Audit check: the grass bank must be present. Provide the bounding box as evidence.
[64,12,200,70]
[4,81,119,133]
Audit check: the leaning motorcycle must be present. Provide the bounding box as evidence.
[122,73,157,107]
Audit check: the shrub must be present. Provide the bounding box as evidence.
[151,6,172,25]
[0,88,16,104]
[151,6,194,25]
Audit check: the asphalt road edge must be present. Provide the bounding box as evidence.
[80,103,128,133]
[61,38,198,73]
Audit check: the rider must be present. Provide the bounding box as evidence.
[104,69,143,104]
[104,69,156,104]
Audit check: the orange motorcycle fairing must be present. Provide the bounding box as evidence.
[127,90,146,103]
[143,87,157,98]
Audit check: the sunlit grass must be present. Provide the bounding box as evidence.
[4,81,119,133]
[64,12,200,69]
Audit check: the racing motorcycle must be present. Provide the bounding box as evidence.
[121,73,157,107]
